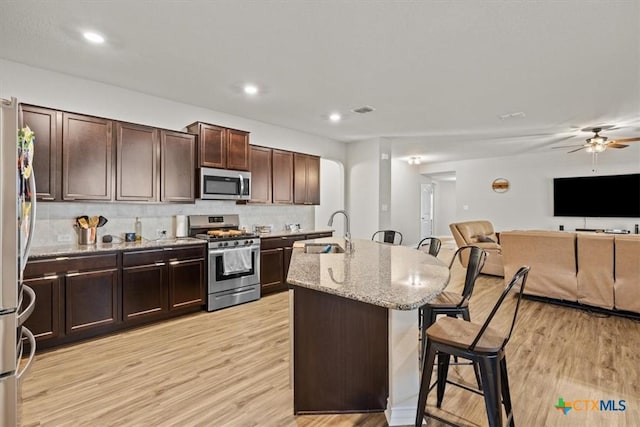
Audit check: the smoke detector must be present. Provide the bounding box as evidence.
[351,105,376,114]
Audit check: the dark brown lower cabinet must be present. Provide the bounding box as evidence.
[24,244,206,351]
[65,268,119,335]
[293,286,388,413]
[22,275,62,341]
[122,262,167,324]
[260,232,334,295]
[168,258,205,310]
[260,248,285,295]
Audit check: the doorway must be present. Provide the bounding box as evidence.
[420,183,434,239]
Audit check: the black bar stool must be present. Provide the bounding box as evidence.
[415,265,531,427]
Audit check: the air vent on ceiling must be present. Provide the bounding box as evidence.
[351,105,376,114]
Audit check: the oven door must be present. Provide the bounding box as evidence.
[209,246,260,293]
[200,167,251,200]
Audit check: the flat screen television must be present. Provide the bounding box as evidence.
[553,173,640,218]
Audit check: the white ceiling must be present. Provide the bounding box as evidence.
[1,0,639,163]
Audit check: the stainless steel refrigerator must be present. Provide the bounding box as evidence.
[1,97,37,426]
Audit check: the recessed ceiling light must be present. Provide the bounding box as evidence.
[243,84,259,95]
[83,31,105,44]
[329,113,342,122]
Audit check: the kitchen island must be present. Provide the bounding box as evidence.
[286,238,450,426]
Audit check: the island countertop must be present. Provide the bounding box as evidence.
[286,237,450,310]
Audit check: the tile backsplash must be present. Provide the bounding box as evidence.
[33,200,315,247]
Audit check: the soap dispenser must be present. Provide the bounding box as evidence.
[135,217,142,241]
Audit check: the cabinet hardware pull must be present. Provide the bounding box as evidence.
[55,257,70,261]
[66,272,80,277]
[169,261,180,265]
[155,262,166,266]
[43,274,59,280]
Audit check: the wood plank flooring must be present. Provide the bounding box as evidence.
[21,243,640,426]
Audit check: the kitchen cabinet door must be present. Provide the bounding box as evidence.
[19,104,62,201]
[189,122,226,168]
[116,122,159,202]
[65,268,119,335]
[249,145,272,203]
[293,153,321,205]
[161,130,196,202]
[62,112,114,201]
[22,275,62,342]
[122,263,168,324]
[226,129,250,171]
[168,258,205,310]
[260,248,285,295]
[272,149,294,204]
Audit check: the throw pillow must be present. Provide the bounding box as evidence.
[475,234,495,243]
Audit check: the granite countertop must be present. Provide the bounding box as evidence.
[257,228,335,239]
[286,238,450,310]
[30,237,206,258]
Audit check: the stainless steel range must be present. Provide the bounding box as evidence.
[189,214,260,311]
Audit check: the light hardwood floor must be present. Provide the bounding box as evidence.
[21,245,640,427]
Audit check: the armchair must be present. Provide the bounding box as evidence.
[449,220,504,277]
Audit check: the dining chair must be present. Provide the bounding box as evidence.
[415,265,531,427]
[371,230,403,245]
[417,236,442,257]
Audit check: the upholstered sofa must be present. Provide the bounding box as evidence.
[449,220,504,277]
[500,230,640,315]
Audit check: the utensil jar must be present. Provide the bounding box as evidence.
[78,227,97,245]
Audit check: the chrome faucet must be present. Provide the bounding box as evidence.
[327,210,353,253]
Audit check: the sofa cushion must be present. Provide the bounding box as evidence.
[576,234,614,309]
[500,230,578,301]
[613,235,640,313]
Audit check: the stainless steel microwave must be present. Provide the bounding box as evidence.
[200,167,251,200]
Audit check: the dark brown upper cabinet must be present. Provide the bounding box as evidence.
[293,153,320,205]
[116,122,159,202]
[62,113,114,201]
[249,145,272,203]
[186,121,250,171]
[272,149,294,204]
[161,130,196,202]
[18,104,62,201]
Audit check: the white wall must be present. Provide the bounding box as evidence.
[390,159,429,247]
[432,179,456,237]
[420,147,640,233]
[315,158,345,236]
[0,59,347,245]
[346,139,380,240]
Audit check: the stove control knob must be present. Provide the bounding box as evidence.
[218,242,224,248]
[223,242,229,247]
[233,241,239,246]
[245,240,251,245]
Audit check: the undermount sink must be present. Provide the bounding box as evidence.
[304,243,345,254]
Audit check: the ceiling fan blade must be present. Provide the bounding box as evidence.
[609,137,640,144]
[567,147,586,153]
[607,143,628,149]
[552,144,584,149]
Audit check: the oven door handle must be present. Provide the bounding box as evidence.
[209,246,259,255]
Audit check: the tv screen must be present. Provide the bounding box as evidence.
[553,173,640,218]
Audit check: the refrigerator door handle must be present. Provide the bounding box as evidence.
[21,170,37,273]
[16,327,35,380]
[17,285,36,326]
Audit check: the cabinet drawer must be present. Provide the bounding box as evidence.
[305,232,333,239]
[25,253,118,277]
[261,235,307,250]
[122,249,166,267]
[162,245,205,261]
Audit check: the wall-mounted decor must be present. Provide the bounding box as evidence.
[491,178,509,193]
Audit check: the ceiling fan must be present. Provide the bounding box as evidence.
[552,125,640,154]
